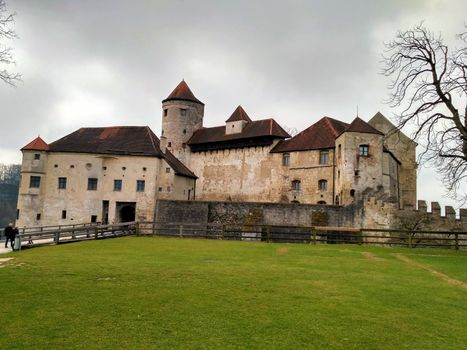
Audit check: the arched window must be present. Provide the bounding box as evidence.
[317,200,326,205]
[350,189,355,197]
[292,180,301,191]
[318,179,327,191]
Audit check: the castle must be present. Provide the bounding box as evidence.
[16,80,419,227]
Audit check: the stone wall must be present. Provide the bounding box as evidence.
[155,198,467,232]
[155,199,361,227]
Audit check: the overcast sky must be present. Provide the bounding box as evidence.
[0,0,466,211]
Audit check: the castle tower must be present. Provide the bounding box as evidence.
[334,117,385,205]
[17,136,49,227]
[161,80,204,166]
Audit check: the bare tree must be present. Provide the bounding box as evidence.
[0,0,20,86]
[382,23,467,202]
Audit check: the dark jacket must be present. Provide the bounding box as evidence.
[4,226,14,238]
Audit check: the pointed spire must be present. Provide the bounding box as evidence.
[162,80,204,105]
[225,105,252,123]
[345,117,383,135]
[21,136,49,151]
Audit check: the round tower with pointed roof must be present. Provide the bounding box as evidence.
[161,80,204,166]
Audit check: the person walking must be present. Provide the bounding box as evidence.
[4,223,14,248]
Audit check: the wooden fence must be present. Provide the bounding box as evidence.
[3,221,466,251]
[12,222,136,250]
[137,222,467,250]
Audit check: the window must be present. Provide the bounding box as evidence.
[16,209,19,220]
[158,187,162,192]
[317,201,326,205]
[164,109,168,116]
[168,142,172,148]
[34,153,40,160]
[91,215,97,223]
[183,129,187,134]
[114,179,122,191]
[319,150,329,165]
[36,213,41,220]
[30,176,41,188]
[166,167,170,173]
[102,166,107,170]
[167,186,171,192]
[58,177,67,189]
[282,153,290,166]
[359,144,369,156]
[180,108,187,116]
[318,179,328,191]
[350,189,355,197]
[87,178,98,191]
[62,210,67,219]
[136,180,145,192]
[292,180,301,191]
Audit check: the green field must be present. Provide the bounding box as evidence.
[1,237,466,349]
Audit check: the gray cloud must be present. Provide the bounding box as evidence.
[1,0,466,207]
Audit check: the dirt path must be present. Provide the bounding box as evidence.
[361,252,385,261]
[0,257,14,268]
[392,253,467,291]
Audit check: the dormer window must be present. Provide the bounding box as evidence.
[359,144,369,156]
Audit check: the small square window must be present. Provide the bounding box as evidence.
[58,177,67,189]
[36,213,41,220]
[142,167,147,171]
[166,167,170,173]
[292,180,301,191]
[359,145,369,156]
[62,210,67,219]
[180,108,187,116]
[91,215,97,223]
[282,153,290,166]
[30,176,41,188]
[167,186,171,192]
[318,179,328,191]
[136,180,145,192]
[319,150,329,165]
[168,142,172,148]
[158,187,163,192]
[114,179,122,191]
[87,178,98,191]
[164,109,168,117]
[34,153,40,160]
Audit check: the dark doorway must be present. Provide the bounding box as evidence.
[102,200,109,224]
[116,202,136,223]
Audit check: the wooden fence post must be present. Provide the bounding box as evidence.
[311,227,317,245]
[408,232,413,248]
[54,232,60,244]
[135,222,140,236]
[94,226,99,239]
[266,226,271,243]
[179,225,183,238]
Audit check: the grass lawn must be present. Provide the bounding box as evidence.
[0,237,466,349]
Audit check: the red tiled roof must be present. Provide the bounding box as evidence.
[162,80,204,105]
[164,150,197,179]
[271,117,348,153]
[21,136,49,151]
[188,118,290,146]
[343,117,383,135]
[49,126,164,157]
[225,105,252,123]
[47,126,197,178]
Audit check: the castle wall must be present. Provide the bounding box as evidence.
[155,199,467,233]
[17,152,163,227]
[190,147,336,204]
